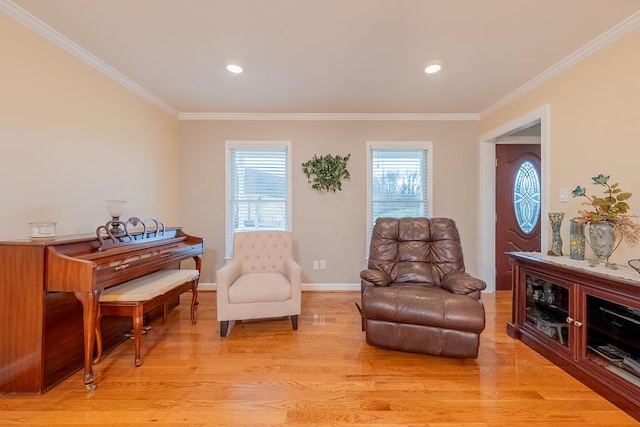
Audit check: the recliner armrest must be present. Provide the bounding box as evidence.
[440,271,486,295]
[360,269,392,287]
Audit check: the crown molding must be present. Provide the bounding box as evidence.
[178,112,480,121]
[480,10,640,119]
[1,0,180,118]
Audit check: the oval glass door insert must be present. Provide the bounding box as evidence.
[513,160,540,234]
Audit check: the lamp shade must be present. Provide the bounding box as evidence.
[106,200,127,218]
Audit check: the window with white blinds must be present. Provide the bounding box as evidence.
[225,141,291,258]
[366,141,433,240]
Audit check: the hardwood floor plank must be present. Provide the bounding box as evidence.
[0,290,637,426]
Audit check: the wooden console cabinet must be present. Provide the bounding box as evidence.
[507,252,640,420]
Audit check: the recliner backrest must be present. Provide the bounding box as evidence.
[367,217,465,285]
[233,231,293,275]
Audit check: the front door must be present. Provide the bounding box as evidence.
[495,144,541,290]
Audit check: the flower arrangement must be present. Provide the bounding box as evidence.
[572,174,640,246]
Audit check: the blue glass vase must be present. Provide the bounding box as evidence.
[569,219,585,260]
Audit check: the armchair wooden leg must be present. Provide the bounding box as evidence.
[220,321,229,337]
[291,315,298,330]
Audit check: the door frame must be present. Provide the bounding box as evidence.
[479,104,550,293]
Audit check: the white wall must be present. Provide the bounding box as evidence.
[0,13,180,240]
[179,119,481,284]
[481,27,640,268]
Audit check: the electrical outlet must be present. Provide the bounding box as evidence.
[313,260,319,270]
[319,260,326,270]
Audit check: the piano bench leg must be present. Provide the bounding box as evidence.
[133,303,144,367]
[190,281,199,325]
[162,302,168,323]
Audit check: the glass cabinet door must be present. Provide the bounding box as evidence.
[525,273,570,348]
[585,293,640,386]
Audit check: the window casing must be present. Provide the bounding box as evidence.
[225,141,292,258]
[366,141,433,248]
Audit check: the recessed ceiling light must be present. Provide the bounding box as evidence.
[226,62,243,74]
[424,60,443,74]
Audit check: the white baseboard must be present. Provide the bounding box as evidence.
[198,282,360,292]
[302,283,360,291]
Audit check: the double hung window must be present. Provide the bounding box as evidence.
[225,141,291,258]
[366,141,432,241]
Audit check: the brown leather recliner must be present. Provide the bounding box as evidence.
[360,217,486,358]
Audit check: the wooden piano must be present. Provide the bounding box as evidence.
[0,219,203,393]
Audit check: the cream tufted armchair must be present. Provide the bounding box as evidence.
[216,231,302,337]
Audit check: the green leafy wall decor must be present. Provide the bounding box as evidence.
[301,153,351,192]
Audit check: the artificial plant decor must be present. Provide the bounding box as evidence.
[572,173,640,246]
[301,153,351,192]
[572,173,640,269]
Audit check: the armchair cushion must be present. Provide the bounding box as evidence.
[440,271,487,295]
[363,286,485,334]
[228,272,292,304]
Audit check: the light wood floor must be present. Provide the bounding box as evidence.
[0,291,638,426]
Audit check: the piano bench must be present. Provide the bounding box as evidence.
[94,269,200,367]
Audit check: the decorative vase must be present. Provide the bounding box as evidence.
[548,212,564,256]
[569,219,585,260]
[587,221,621,269]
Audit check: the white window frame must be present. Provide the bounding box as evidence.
[225,140,292,259]
[366,141,433,254]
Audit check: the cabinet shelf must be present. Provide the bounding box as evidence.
[532,300,568,315]
[507,252,640,421]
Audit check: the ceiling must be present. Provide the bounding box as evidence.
[5,0,640,118]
